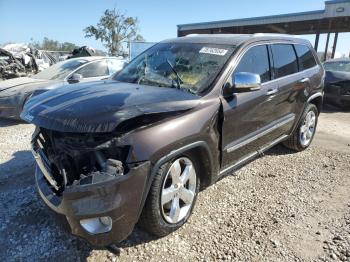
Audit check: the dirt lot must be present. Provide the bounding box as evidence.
[0,105,349,262]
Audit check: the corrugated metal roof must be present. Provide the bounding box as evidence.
[162,34,311,46]
[178,0,350,31]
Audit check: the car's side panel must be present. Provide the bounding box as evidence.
[219,42,290,168]
[119,98,222,181]
[220,84,284,168]
[218,41,323,172]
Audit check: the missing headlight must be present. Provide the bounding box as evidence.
[33,128,131,192]
[75,156,125,186]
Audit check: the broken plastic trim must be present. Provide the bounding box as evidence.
[32,127,130,194]
[72,158,124,186]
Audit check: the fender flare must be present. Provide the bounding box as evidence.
[136,141,214,219]
[307,91,323,103]
[290,91,323,134]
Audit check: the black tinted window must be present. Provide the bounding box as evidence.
[235,45,271,83]
[294,44,317,71]
[271,44,298,78]
[76,60,109,78]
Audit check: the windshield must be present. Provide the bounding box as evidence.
[114,42,235,94]
[324,61,350,73]
[32,59,88,80]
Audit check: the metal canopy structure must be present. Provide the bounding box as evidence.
[177,0,350,60]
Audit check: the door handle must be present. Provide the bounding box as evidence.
[299,77,310,84]
[266,88,278,96]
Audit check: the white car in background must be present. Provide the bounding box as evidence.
[0,56,126,120]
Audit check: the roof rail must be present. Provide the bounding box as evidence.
[185,34,200,37]
[253,33,299,38]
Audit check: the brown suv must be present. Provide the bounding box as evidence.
[21,34,324,247]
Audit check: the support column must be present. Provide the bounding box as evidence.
[331,32,339,59]
[314,32,320,51]
[324,32,331,62]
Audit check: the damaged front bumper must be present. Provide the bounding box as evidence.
[33,146,150,246]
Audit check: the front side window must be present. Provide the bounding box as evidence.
[114,42,236,94]
[234,45,271,83]
[76,60,109,78]
[294,44,317,71]
[271,44,298,78]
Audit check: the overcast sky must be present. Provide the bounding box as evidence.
[0,0,349,56]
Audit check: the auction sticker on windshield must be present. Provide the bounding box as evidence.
[199,47,228,56]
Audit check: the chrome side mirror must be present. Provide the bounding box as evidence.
[233,72,262,92]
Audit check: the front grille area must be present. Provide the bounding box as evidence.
[32,128,130,194]
[33,130,65,192]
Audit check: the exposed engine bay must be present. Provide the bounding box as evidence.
[32,127,130,195]
[0,47,31,80]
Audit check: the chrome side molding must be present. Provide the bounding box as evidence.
[226,114,295,153]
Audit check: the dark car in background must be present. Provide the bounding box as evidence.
[21,34,324,247]
[323,58,350,109]
[0,56,126,119]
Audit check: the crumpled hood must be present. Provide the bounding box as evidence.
[0,77,62,95]
[21,80,200,133]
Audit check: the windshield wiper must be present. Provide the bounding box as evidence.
[166,59,183,89]
[179,85,197,94]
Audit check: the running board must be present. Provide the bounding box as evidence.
[219,134,288,176]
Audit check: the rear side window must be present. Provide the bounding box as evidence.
[294,44,317,71]
[271,44,298,78]
[234,45,271,83]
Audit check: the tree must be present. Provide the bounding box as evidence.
[84,8,144,56]
[30,37,78,51]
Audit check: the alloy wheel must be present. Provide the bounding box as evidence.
[299,110,316,146]
[160,157,197,224]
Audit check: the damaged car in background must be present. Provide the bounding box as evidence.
[0,46,38,80]
[323,58,350,109]
[0,56,126,120]
[0,43,108,81]
[21,34,324,247]
[0,43,63,80]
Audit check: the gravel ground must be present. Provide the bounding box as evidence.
[0,105,349,262]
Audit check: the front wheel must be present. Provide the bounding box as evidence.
[283,103,318,151]
[140,156,200,237]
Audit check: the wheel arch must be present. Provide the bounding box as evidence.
[150,141,215,189]
[136,141,216,219]
[308,92,323,115]
[288,92,322,138]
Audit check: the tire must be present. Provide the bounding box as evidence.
[283,103,318,152]
[140,155,200,237]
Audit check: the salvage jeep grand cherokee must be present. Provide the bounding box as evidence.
[21,34,324,247]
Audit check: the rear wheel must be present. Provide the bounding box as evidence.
[140,156,200,236]
[283,103,318,151]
